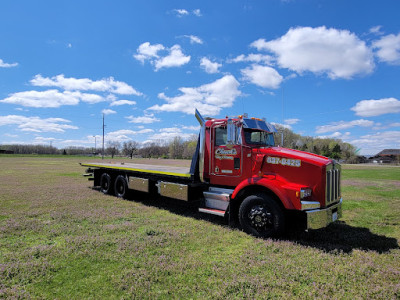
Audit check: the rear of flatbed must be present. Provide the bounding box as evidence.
[80,161,204,202]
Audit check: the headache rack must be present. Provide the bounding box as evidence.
[326,163,341,205]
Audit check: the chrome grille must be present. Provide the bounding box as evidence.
[326,163,341,205]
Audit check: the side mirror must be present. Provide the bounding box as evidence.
[226,119,236,147]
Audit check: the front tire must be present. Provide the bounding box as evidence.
[114,175,128,198]
[239,193,285,238]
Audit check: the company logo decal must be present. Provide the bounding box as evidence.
[215,148,237,155]
[215,147,237,160]
[266,156,301,167]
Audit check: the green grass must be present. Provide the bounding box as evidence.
[0,157,399,299]
[342,164,400,180]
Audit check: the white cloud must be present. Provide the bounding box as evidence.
[228,53,274,65]
[171,9,201,17]
[200,57,222,74]
[78,92,104,104]
[317,131,352,140]
[3,133,19,138]
[241,64,283,89]
[106,129,154,142]
[351,98,400,117]
[284,118,300,125]
[350,131,400,155]
[126,113,160,124]
[154,45,191,71]
[373,122,400,130]
[0,115,78,133]
[369,25,384,36]
[271,122,292,130]
[146,127,193,142]
[184,35,203,44]
[316,119,374,134]
[182,125,200,131]
[149,75,241,116]
[251,26,374,79]
[0,89,104,108]
[372,33,400,65]
[134,43,190,71]
[102,109,116,115]
[133,42,165,63]
[33,136,57,144]
[31,74,142,96]
[110,100,137,106]
[0,58,18,68]
[192,9,202,17]
[173,9,189,17]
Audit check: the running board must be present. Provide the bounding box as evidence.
[198,208,226,217]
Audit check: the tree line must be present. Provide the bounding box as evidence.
[273,125,359,163]
[1,126,359,162]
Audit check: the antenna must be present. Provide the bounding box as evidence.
[102,113,105,160]
[281,86,284,146]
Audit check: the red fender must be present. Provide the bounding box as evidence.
[231,176,303,210]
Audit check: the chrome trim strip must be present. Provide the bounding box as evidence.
[301,201,321,210]
[198,208,225,217]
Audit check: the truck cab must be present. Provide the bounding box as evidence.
[195,110,342,237]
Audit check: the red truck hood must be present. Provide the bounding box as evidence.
[256,147,332,167]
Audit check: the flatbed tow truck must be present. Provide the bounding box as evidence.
[81,110,342,238]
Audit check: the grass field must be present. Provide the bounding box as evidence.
[0,156,399,299]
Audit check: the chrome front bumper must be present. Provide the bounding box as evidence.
[305,198,342,230]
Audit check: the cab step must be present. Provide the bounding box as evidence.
[203,187,233,211]
[198,207,226,217]
[198,187,233,217]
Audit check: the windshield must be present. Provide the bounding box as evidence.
[244,129,275,147]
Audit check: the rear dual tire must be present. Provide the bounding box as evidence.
[100,173,112,194]
[114,175,128,199]
[100,173,128,199]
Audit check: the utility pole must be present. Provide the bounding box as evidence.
[102,114,105,160]
[93,135,96,155]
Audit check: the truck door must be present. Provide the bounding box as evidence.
[211,125,242,182]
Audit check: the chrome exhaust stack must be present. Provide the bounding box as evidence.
[195,109,206,182]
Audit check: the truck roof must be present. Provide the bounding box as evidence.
[205,116,276,133]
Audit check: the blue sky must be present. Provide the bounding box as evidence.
[1,0,400,155]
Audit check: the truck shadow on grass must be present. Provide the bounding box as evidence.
[283,221,400,254]
[123,191,399,254]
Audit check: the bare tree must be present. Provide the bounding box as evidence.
[122,141,140,159]
[106,141,121,158]
[182,135,198,159]
[169,136,184,159]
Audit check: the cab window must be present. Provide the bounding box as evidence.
[215,127,227,146]
[244,129,274,146]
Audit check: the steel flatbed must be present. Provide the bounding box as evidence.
[80,162,191,179]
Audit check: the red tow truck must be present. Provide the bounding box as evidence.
[81,109,342,237]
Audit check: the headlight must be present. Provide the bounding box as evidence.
[300,188,312,199]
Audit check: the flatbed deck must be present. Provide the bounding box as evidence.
[80,162,191,178]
